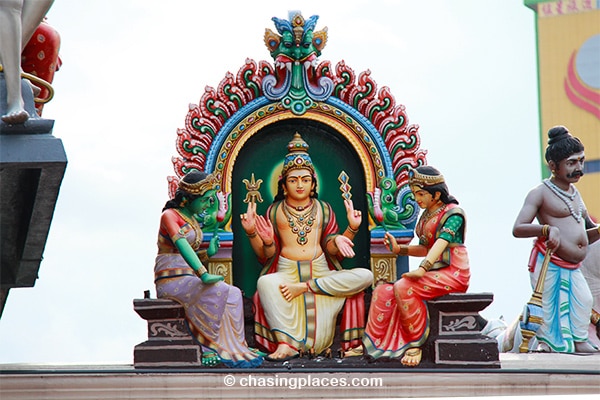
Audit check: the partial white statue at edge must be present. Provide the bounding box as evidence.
[0,0,54,124]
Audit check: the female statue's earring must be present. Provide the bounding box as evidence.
[181,198,188,207]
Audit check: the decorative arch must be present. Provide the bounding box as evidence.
[168,12,427,285]
[170,63,425,215]
[205,101,390,194]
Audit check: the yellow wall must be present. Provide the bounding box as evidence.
[532,2,600,220]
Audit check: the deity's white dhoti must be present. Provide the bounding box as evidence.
[257,253,372,353]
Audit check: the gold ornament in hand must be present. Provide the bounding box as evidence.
[338,171,352,201]
[242,173,263,203]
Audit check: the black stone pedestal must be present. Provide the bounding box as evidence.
[424,293,500,368]
[133,299,201,368]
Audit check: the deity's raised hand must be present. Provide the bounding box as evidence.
[344,199,361,230]
[240,200,257,233]
[255,214,274,244]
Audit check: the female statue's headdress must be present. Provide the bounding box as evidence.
[178,172,219,196]
[408,165,458,205]
[408,166,445,192]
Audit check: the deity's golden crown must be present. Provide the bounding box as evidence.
[408,167,445,190]
[281,133,315,177]
[178,172,219,196]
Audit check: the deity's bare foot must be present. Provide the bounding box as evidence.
[265,343,299,362]
[401,348,422,367]
[575,341,598,353]
[279,282,307,302]
[1,109,29,124]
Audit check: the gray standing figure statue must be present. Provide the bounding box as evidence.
[0,0,54,124]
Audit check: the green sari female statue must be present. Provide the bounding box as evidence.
[154,171,263,368]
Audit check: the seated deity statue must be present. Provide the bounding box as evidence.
[240,132,373,362]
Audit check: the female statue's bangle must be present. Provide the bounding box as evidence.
[398,245,409,256]
[197,249,209,264]
[541,224,550,237]
[419,260,432,272]
[263,241,275,248]
[246,230,257,238]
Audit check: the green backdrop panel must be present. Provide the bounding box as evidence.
[231,119,369,296]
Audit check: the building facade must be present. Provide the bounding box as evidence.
[525,0,600,220]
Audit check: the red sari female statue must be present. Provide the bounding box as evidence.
[363,166,471,367]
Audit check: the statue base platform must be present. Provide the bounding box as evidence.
[133,292,499,369]
[133,299,201,368]
[423,292,499,367]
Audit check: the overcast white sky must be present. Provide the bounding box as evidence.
[0,0,546,364]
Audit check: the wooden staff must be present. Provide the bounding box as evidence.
[519,247,552,353]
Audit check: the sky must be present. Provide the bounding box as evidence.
[0,0,548,364]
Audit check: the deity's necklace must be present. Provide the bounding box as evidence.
[175,209,203,250]
[282,200,317,245]
[543,179,583,222]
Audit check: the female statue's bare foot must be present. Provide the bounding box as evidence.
[1,109,29,124]
[401,348,422,367]
[265,343,299,362]
[279,282,308,302]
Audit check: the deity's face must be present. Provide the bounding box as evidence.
[411,187,439,211]
[553,151,585,184]
[284,168,315,203]
[188,189,217,224]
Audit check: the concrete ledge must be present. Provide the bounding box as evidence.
[1,354,598,400]
[133,293,499,369]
